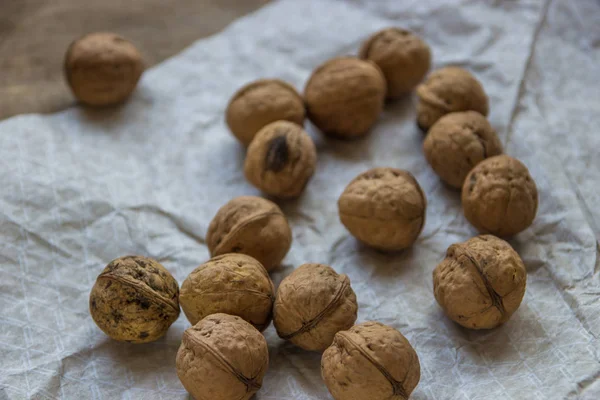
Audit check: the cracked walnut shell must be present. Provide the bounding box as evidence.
[273,263,358,352]
[226,79,306,146]
[423,111,503,189]
[244,120,317,199]
[89,256,180,343]
[65,33,144,106]
[338,168,426,251]
[462,155,538,237]
[359,27,431,99]
[304,57,386,139]
[416,67,489,131]
[322,322,420,400]
[207,196,292,272]
[433,235,527,329]
[179,253,275,331]
[176,313,269,400]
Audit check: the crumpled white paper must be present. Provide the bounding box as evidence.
[0,0,599,399]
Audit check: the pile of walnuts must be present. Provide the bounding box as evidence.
[84,25,539,400]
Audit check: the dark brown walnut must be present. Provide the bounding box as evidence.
[416,67,488,131]
[89,256,180,343]
[433,235,527,329]
[359,27,431,99]
[322,322,420,400]
[423,111,503,188]
[179,253,275,331]
[244,120,317,198]
[176,313,269,400]
[206,196,292,272]
[338,168,426,251]
[304,57,386,139]
[65,32,144,106]
[462,155,538,237]
[226,79,306,146]
[273,263,358,352]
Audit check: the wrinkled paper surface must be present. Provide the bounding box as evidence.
[1,0,599,399]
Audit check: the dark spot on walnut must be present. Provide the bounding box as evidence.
[231,246,242,252]
[139,331,149,339]
[265,135,289,172]
[91,299,97,309]
[138,296,151,310]
[105,281,112,289]
[111,310,123,323]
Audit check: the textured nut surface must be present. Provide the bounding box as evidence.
[424,111,502,188]
[207,196,292,271]
[273,263,358,351]
[226,79,306,146]
[89,256,179,343]
[416,67,488,131]
[359,27,431,99]
[65,32,144,106]
[176,313,269,400]
[338,168,426,251]
[244,121,317,198]
[179,254,274,331]
[322,322,420,400]
[304,57,386,139]
[462,155,538,236]
[433,235,527,329]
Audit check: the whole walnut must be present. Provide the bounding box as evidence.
[423,111,503,188]
[433,235,527,329]
[359,27,431,99]
[89,256,180,343]
[322,322,420,400]
[65,32,144,106]
[176,313,269,400]
[416,67,488,131]
[244,120,317,199]
[179,253,275,331]
[462,155,538,237]
[207,196,292,272]
[338,168,426,251]
[273,263,358,352]
[304,57,386,139]
[226,79,306,146]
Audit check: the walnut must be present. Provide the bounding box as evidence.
[338,168,426,251]
[176,313,269,400]
[416,67,488,131]
[179,254,275,331]
[321,322,421,400]
[273,263,358,352]
[65,32,144,106]
[244,121,317,199]
[359,27,431,99]
[89,256,179,343]
[226,79,306,146]
[304,57,386,139]
[462,155,538,237]
[433,235,527,329]
[207,196,292,272]
[423,111,503,189]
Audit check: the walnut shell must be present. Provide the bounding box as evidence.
[244,120,317,199]
[179,254,275,331]
[207,196,292,272]
[65,32,144,106]
[176,313,269,400]
[226,79,306,146]
[359,27,431,99]
[304,57,386,139]
[423,111,503,188]
[433,235,527,329]
[416,67,488,131]
[462,155,538,237]
[273,263,358,352]
[322,322,420,400]
[89,256,180,343]
[338,168,426,251]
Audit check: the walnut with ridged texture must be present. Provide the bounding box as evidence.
[433,235,527,329]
